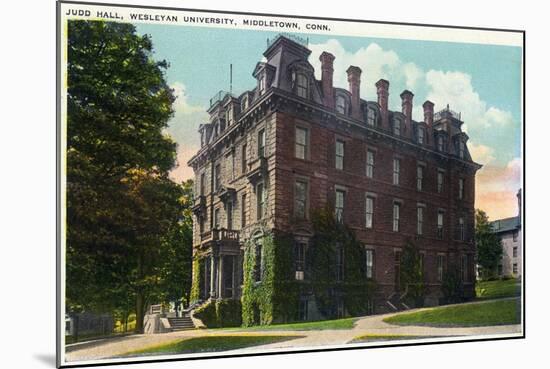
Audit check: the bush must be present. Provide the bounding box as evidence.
[194,299,242,328]
[442,268,464,304]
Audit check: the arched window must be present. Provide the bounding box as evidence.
[336,95,347,114]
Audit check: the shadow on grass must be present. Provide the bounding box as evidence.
[121,334,305,357]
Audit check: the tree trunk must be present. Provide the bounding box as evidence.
[135,292,145,333]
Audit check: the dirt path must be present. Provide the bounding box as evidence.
[65,297,522,362]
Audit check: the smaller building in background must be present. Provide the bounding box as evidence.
[490,189,522,278]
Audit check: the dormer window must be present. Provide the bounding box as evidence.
[437,136,445,152]
[393,118,401,136]
[418,126,425,144]
[295,72,308,99]
[225,105,233,126]
[336,95,347,114]
[367,108,376,126]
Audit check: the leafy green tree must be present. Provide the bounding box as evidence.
[475,209,503,279]
[66,20,190,333]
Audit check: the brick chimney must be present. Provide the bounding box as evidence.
[376,79,390,129]
[400,90,414,129]
[320,52,335,109]
[346,66,362,120]
[423,100,434,126]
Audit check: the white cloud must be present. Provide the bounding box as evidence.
[166,82,209,182]
[424,70,513,129]
[468,142,496,165]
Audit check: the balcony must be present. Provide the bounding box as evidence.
[246,156,268,183]
[200,228,240,243]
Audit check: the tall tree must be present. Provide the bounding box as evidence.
[66,20,186,332]
[475,209,503,279]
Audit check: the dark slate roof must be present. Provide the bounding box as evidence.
[490,216,520,233]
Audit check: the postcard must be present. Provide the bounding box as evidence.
[57,1,524,367]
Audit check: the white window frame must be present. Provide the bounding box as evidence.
[393,158,400,185]
[417,165,424,191]
[295,73,308,99]
[367,108,376,126]
[256,182,265,220]
[335,140,345,170]
[295,126,308,160]
[437,211,444,239]
[365,249,374,279]
[418,126,424,144]
[335,189,345,223]
[366,150,375,178]
[336,95,347,114]
[294,179,308,220]
[393,203,400,232]
[365,196,374,229]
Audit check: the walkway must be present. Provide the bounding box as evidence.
[65,297,522,362]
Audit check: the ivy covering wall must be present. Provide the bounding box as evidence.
[189,256,203,304]
[193,299,242,328]
[241,231,302,326]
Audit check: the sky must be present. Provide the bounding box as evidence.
[135,24,522,221]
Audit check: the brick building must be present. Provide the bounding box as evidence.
[188,35,481,323]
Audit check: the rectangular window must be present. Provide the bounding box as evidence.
[437,171,444,194]
[214,208,220,229]
[295,127,308,160]
[335,189,345,223]
[335,140,345,170]
[227,201,233,230]
[294,180,308,219]
[393,159,400,185]
[365,196,374,229]
[438,136,444,152]
[459,141,465,159]
[230,150,236,181]
[513,247,518,257]
[214,164,221,191]
[437,211,444,239]
[459,178,465,200]
[513,263,518,274]
[366,150,375,178]
[418,127,424,144]
[437,255,445,282]
[241,194,246,228]
[336,243,344,282]
[258,129,266,158]
[417,206,424,235]
[365,249,374,279]
[393,203,400,232]
[254,242,263,282]
[256,183,265,220]
[296,73,308,99]
[200,172,206,196]
[417,165,424,191]
[336,95,346,114]
[241,143,247,174]
[295,242,306,280]
[459,217,465,241]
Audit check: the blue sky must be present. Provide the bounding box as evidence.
[135,24,522,219]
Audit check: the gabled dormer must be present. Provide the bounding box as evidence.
[363,102,380,128]
[252,62,276,98]
[453,132,471,160]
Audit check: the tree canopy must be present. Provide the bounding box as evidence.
[66,20,192,333]
[475,209,503,279]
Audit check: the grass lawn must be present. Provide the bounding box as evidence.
[383,299,520,327]
[476,279,521,300]
[213,317,356,332]
[123,334,303,356]
[350,334,433,343]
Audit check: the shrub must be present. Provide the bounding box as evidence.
[194,299,242,328]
